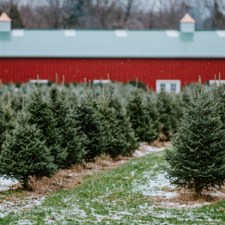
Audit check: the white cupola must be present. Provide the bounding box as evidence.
[0,12,11,32]
[180,14,195,33]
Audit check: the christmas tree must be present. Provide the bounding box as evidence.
[74,91,104,161]
[26,88,65,169]
[97,88,138,158]
[156,92,179,140]
[48,85,84,168]
[0,112,56,190]
[165,89,225,195]
[126,90,157,143]
[0,105,15,152]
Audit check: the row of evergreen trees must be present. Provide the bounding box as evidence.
[0,82,187,189]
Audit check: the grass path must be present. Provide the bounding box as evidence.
[1,151,225,224]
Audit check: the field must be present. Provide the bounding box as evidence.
[0,146,225,225]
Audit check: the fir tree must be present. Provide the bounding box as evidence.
[74,92,104,161]
[165,90,225,195]
[97,89,138,158]
[126,90,157,143]
[156,92,179,141]
[0,105,15,152]
[145,94,160,141]
[0,112,56,190]
[26,88,64,169]
[213,85,225,126]
[48,85,85,168]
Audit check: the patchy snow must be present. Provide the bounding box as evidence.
[133,143,167,158]
[132,168,225,208]
[0,196,45,218]
[133,172,177,199]
[0,176,18,191]
[133,150,145,157]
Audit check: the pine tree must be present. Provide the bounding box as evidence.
[0,112,56,190]
[97,89,138,158]
[126,90,157,143]
[165,90,225,195]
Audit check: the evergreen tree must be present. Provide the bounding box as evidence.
[146,94,160,141]
[48,85,84,168]
[63,0,86,27]
[8,4,24,28]
[0,105,15,152]
[165,90,225,195]
[97,89,138,158]
[156,92,179,141]
[126,91,157,143]
[74,92,104,161]
[213,85,225,126]
[0,112,56,190]
[25,88,64,169]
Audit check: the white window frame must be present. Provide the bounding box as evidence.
[156,80,181,94]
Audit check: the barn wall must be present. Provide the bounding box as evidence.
[0,58,224,90]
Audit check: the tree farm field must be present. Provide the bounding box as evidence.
[1,148,225,225]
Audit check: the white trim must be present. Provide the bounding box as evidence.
[92,80,111,84]
[29,79,49,84]
[208,80,225,86]
[156,80,181,94]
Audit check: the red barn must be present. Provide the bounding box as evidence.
[0,13,225,93]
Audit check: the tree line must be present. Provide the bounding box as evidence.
[1,81,225,196]
[0,81,184,189]
[1,0,225,30]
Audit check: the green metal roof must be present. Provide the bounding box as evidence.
[0,29,225,58]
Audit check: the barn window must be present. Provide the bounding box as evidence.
[170,83,177,92]
[156,80,181,94]
[160,83,166,92]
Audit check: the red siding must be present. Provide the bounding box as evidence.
[0,58,224,90]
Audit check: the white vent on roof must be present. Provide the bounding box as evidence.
[217,31,225,38]
[115,30,127,37]
[166,30,179,37]
[64,30,76,37]
[12,29,24,37]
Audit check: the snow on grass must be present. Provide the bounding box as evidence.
[0,176,18,191]
[0,196,45,218]
[132,171,178,199]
